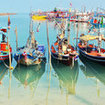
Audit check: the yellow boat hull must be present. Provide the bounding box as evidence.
[32,15,46,20]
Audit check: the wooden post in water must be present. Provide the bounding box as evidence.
[7,16,13,70]
[7,36,12,70]
[46,21,52,103]
[15,26,18,51]
[68,5,72,45]
[46,21,51,70]
[76,23,79,50]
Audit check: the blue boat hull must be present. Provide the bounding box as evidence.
[14,45,46,66]
[79,48,105,65]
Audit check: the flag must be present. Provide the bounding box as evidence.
[70,2,72,7]
[37,23,41,32]
[88,28,91,33]
[8,16,11,29]
[101,16,103,26]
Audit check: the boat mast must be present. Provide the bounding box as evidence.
[98,28,101,53]
[67,7,71,45]
[29,15,35,48]
[76,23,79,50]
[97,16,101,53]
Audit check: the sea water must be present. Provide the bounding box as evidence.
[0,13,105,105]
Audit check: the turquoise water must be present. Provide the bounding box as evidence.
[0,14,105,105]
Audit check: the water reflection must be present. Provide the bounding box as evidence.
[0,64,8,85]
[52,58,79,95]
[13,62,45,95]
[80,55,105,97]
[80,55,105,85]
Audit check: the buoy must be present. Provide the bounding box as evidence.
[0,81,2,85]
[9,66,14,70]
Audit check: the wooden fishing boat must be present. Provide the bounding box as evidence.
[45,8,69,20]
[52,57,79,94]
[78,34,105,65]
[51,33,78,66]
[0,28,12,63]
[70,12,90,23]
[14,16,46,66]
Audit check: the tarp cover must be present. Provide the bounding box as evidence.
[80,35,99,41]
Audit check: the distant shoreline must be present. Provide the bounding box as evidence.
[0,13,16,16]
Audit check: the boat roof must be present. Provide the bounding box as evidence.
[80,35,99,41]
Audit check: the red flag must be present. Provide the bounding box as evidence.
[37,28,39,32]
[8,16,11,29]
[0,28,7,33]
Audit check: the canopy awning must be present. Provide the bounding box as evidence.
[80,35,99,41]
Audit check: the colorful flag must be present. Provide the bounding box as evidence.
[8,16,11,29]
[101,16,103,25]
[70,2,72,7]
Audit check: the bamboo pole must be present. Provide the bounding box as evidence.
[76,23,79,50]
[7,34,12,70]
[98,25,101,53]
[15,26,18,51]
[68,6,71,45]
[7,15,13,70]
[46,21,51,70]
[67,21,71,45]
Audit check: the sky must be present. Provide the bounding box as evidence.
[0,0,105,13]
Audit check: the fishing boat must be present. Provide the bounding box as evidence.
[89,13,105,28]
[14,16,46,66]
[78,34,105,65]
[51,34,78,66]
[70,12,90,23]
[30,11,47,20]
[45,8,69,20]
[0,27,12,63]
[51,19,78,66]
[32,15,46,20]
[52,57,79,94]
